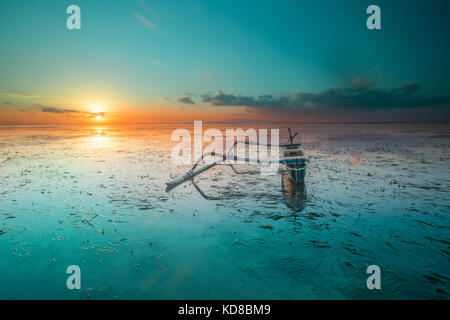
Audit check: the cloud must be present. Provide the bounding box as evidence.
[353,77,375,89]
[39,106,80,114]
[139,0,158,17]
[0,101,14,109]
[232,72,248,80]
[38,105,107,119]
[132,10,157,30]
[88,112,107,118]
[177,96,195,104]
[201,80,450,112]
[201,71,218,81]
[2,92,40,98]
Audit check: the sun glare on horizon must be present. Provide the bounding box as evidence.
[90,104,107,121]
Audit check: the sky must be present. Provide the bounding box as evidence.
[0,0,449,124]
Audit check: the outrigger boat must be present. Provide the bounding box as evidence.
[281,128,308,185]
[165,128,308,195]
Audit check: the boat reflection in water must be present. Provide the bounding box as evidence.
[281,170,307,213]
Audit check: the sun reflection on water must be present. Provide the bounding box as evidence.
[90,128,108,145]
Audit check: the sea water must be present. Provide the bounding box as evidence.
[0,123,448,299]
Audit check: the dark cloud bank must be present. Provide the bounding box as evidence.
[199,79,450,120]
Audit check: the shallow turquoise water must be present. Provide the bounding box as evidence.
[0,123,449,299]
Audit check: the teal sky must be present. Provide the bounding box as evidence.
[1,0,449,122]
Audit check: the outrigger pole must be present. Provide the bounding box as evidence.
[165,155,226,192]
[165,151,274,192]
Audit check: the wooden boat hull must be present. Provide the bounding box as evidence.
[286,162,306,185]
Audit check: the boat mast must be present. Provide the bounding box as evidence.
[287,128,298,145]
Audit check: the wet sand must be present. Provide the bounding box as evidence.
[0,123,449,299]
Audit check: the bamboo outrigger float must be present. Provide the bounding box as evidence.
[165,128,308,195]
[165,156,226,192]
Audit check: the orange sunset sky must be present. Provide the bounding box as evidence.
[1,1,449,125]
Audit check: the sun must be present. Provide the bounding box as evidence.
[91,104,104,114]
[90,104,107,121]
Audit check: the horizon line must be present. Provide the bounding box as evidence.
[0,120,449,127]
